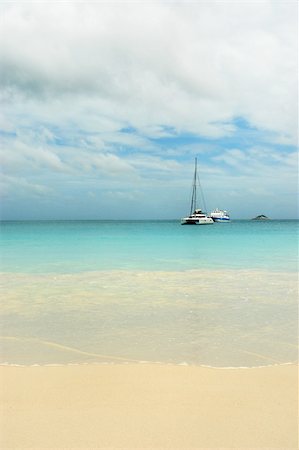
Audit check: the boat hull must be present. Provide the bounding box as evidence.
[212,217,230,222]
[181,217,214,225]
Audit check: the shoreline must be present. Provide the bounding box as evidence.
[1,363,298,449]
[1,360,297,369]
[1,266,298,275]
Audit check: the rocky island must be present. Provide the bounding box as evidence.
[252,214,270,220]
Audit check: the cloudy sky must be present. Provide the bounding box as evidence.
[1,1,297,220]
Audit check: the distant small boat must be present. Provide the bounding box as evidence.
[210,208,230,222]
[181,158,214,225]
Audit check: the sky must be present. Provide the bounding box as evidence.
[0,1,298,220]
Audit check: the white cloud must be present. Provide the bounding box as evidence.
[0,174,53,198]
[0,137,67,173]
[0,1,297,142]
[0,1,297,219]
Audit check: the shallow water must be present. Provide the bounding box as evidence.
[0,221,298,367]
[1,269,297,367]
[1,220,298,273]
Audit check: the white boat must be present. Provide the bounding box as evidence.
[210,208,230,222]
[181,158,214,225]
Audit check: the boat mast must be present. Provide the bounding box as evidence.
[189,157,208,214]
[190,158,197,214]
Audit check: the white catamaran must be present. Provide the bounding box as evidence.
[181,158,214,225]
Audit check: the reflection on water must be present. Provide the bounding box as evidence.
[1,269,297,367]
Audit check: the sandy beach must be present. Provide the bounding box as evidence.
[0,363,298,449]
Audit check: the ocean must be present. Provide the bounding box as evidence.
[1,220,298,367]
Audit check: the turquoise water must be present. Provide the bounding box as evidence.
[0,220,298,367]
[1,220,298,273]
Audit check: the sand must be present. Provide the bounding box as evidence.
[0,363,298,449]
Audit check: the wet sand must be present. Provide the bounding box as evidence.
[1,363,298,449]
